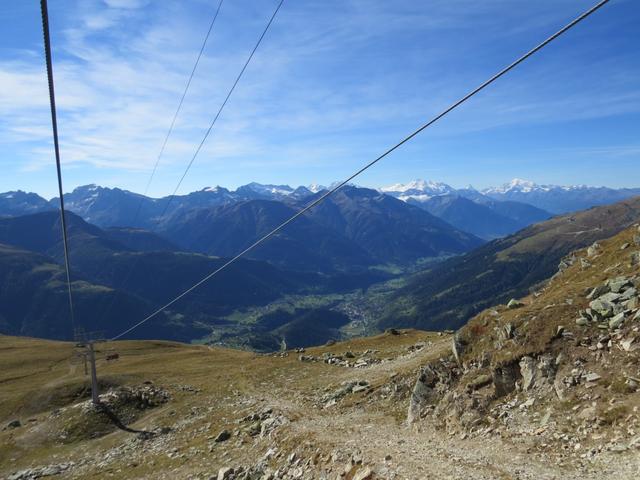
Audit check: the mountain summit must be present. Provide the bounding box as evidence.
[380,179,456,201]
[482,178,544,194]
[1,180,639,231]
[482,179,640,213]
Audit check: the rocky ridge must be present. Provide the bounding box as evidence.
[408,225,640,464]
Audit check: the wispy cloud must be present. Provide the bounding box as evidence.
[1,0,638,196]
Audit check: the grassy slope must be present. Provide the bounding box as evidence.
[1,228,639,478]
[460,224,640,365]
[380,196,640,331]
[0,330,446,478]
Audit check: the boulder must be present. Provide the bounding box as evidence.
[466,374,492,391]
[217,467,234,480]
[493,362,520,397]
[214,429,231,443]
[5,419,21,429]
[353,467,374,480]
[554,377,567,400]
[587,284,609,299]
[499,323,514,340]
[507,299,524,309]
[608,277,632,293]
[624,296,639,310]
[407,365,442,424]
[609,312,625,330]
[578,406,597,420]
[584,308,599,321]
[452,335,465,366]
[520,356,537,391]
[620,336,638,352]
[598,292,623,303]
[587,242,601,257]
[589,298,615,318]
[537,354,557,383]
[558,259,572,271]
[620,287,636,300]
[585,372,601,383]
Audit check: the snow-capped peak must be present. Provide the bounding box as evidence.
[381,179,454,194]
[308,183,326,193]
[72,184,100,193]
[237,182,295,197]
[481,178,595,196]
[380,179,456,203]
[483,178,543,194]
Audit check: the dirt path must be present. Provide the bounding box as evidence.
[3,333,638,480]
[250,338,639,480]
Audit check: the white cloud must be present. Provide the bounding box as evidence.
[1,0,638,196]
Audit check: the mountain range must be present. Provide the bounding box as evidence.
[382,178,640,215]
[0,188,483,342]
[1,185,484,271]
[378,195,640,331]
[1,179,639,345]
[0,211,370,341]
[162,187,482,271]
[2,179,638,243]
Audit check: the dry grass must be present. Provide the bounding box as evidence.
[460,225,640,367]
[0,329,445,478]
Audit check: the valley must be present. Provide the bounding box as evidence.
[3,1,639,477]
[1,224,639,479]
[2,183,640,349]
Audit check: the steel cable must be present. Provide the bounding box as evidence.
[110,0,611,341]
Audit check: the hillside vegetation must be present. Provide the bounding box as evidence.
[1,226,639,479]
[380,196,640,331]
[407,224,640,473]
[0,212,387,342]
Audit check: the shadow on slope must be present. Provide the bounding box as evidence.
[379,196,640,331]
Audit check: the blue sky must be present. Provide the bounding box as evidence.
[1,0,638,198]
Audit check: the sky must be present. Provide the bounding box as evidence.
[0,0,639,199]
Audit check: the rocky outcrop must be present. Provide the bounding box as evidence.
[407,360,458,424]
[407,226,640,452]
[492,362,520,398]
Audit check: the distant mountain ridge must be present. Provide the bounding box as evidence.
[0,191,53,217]
[1,179,638,242]
[380,179,456,201]
[383,178,640,214]
[382,181,552,239]
[481,178,640,214]
[0,211,382,341]
[378,195,640,332]
[161,186,483,271]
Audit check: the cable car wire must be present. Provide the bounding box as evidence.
[41,0,76,331]
[110,0,611,341]
[100,0,286,326]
